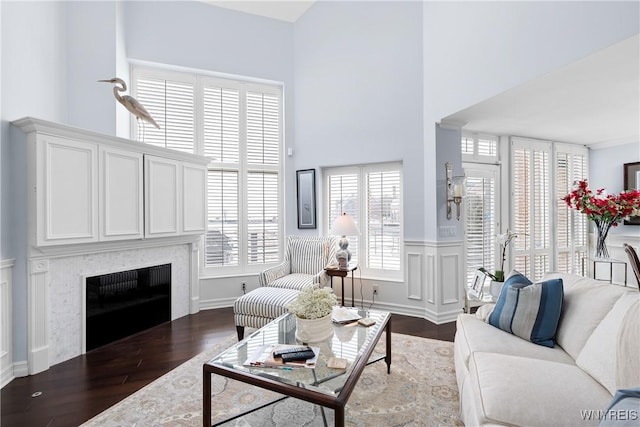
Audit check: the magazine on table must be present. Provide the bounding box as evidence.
[331,306,362,324]
[244,344,320,369]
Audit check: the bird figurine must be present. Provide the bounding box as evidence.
[98,77,160,141]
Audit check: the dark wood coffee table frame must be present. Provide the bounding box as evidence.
[203,313,391,427]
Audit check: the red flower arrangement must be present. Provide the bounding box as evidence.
[563,179,640,258]
[563,179,640,225]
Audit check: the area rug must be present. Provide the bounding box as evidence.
[82,333,462,426]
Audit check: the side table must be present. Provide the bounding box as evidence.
[582,257,628,286]
[325,263,358,307]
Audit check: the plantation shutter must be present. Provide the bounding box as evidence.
[247,172,279,264]
[133,76,195,153]
[245,88,281,265]
[365,169,401,270]
[511,138,551,281]
[555,144,588,274]
[203,82,241,267]
[133,68,283,275]
[246,92,279,165]
[203,86,240,163]
[327,172,360,259]
[463,166,497,287]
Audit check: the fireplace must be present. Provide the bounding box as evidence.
[85,264,171,351]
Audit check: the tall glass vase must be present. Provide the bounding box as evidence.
[593,219,614,259]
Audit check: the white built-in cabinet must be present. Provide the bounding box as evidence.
[14,117,209,247]
[35,135,99,246]
[100,146,144,241]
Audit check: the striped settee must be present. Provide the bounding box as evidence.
[234,236,337,340]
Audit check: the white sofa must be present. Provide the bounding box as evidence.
[455,273,639,426]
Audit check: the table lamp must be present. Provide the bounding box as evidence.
[329,213,359,268]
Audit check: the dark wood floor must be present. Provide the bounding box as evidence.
[0,307,456,427]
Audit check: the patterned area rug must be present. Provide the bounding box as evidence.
[82,333,462,426]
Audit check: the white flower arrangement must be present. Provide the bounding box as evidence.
[287,286,338,320]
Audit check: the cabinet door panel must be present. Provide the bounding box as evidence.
[182,163,207,233]
[145,155,180,237]
[37,135,98,245]
[100,147,144,240]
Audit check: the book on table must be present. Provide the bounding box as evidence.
[331,306,362,324]
[244,344,320,369]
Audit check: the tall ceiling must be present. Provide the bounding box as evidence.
[442,35,640,148]
[205,0,315,22]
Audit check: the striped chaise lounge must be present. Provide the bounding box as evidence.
[234,235,337,340]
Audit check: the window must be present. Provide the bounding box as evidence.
[461,132,500,288]
[463,164,499,287]
[555,143,588,274]
[510,137,588,281]
[511,138,551,280]
[325,163,402,279]
[132,67,283,274]
[462,133,498,160]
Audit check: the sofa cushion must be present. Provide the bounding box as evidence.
[556,281,630,359]
[467,352,612,426]
[576,292,640,395]
[268,273,316,291]
[487,275,564,347]
[456,313,574,370]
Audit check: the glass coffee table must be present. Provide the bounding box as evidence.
[203,309,391,427]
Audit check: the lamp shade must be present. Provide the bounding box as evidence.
[329,213,359,236]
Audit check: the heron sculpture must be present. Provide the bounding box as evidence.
[98,77,160,141]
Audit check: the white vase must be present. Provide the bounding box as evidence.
[295,313,333,343]
[489,280,504,298]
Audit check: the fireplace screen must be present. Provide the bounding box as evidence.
[85,264,171,351]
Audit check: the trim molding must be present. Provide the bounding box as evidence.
[1,259,14,388]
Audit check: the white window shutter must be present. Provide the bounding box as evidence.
[464,169,496,287]
[134,76,195,154]
[365,169,401,270]
[512,138,551,281]
[327,173,360,259]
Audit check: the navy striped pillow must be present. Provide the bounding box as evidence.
[487,274,564,348]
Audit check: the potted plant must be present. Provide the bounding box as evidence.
[480,230,517,297]
[287,286,338,342]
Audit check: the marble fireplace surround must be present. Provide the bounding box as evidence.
[28,237,200,374]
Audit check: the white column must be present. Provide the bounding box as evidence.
[29,259,50,375]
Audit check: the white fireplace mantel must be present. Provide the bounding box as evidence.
[11,118,209,375]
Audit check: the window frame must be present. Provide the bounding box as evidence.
[323,162,403,281]
[131,66,284,278]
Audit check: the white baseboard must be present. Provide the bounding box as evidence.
[1,363,14,388]
[199,297,236,311]
[13,361,28,378]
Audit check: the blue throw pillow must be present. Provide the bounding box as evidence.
[487,274,564,348]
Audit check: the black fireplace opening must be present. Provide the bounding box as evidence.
[85,264,171,351]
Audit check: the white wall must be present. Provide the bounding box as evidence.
[293,0,424,239]
[65,1,118,135]
[1,0,69,366]
[590,141,640,236]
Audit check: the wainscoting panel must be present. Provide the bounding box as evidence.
[440,253,461,305]
[425,253,435,304]
[1,259,14,388]
[406,252,423,300]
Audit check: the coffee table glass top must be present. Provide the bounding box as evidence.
[207,309,390,397]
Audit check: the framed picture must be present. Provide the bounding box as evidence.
[468,270,486,298]
[296,169,316,229]
[623,162,640,225]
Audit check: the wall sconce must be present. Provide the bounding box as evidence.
[445,162,465,221]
